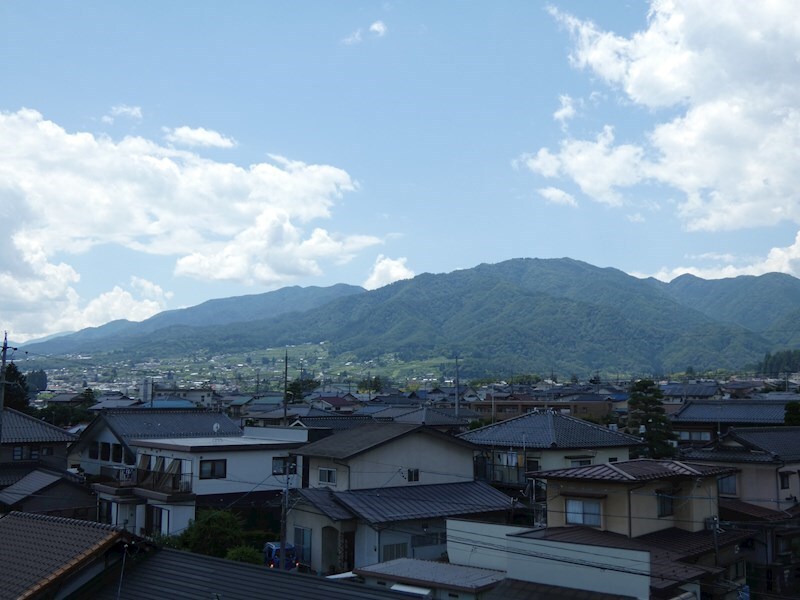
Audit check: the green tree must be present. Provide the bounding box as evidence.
[80,387,96,405]
[25,369,48,393]
[286,376,320,401]
[181,510,244,558]
[358,375,384,393]
[626,379,677,459]
[2,362,30,412]
[785,401,800,426]
[225,545,263,565]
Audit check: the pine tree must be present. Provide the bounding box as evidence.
[626,379,677,458]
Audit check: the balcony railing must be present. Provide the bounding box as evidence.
[136,469,193,494]
[474,461,529,486]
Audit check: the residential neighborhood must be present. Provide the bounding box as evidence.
[3,371,800,599]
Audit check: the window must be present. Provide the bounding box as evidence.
[98,499,113,524]
[565,498,601,526]
[41,446,53,456]
[318,467,337,485]
[407,468,420,482]
[12,446,23,461]
[199,459,227,479]
[382,542,408,561]
[89,442,99,459]
[718,474,737,496]
[112,444,123,463]
[780,472,791,490]
[570,459,592,467]
[657,491,674,517]
[294,526,312,564]
[608,457,618,463]
[100,442,111,461]
[12,446,38,461]
[729,559,746,580]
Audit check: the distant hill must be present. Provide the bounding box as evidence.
[22,258,800,377]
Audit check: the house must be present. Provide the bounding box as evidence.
[670,400,789,445]
[287,422,517,575]
[1,407,77,478]
[459,410,645,525]
[659,382,722,413]
[0,511,134,600]
[525,459,753,598]
[682,426,800,595]
[308,393,362,413]
[92,426,308,537]
[469,393,615,423]
[69,408,243,476]
[0,468,96,519]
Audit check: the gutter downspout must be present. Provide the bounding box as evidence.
[628,483,647,538]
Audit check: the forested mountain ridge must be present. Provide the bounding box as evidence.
[22,258,800,377]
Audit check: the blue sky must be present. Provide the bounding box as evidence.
[2,1,800,342]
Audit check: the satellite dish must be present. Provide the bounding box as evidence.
[213,423,221,433]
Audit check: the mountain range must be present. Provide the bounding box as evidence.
[21,258,800,377]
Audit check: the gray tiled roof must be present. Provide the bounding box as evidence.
[726,427,800,461]
[680,447,777,464]
[393,407,467,426]
[294,423,427,458]
[660,382,720,397]
[0,512,126,599]
[293,415,376,431]
[458,411,643,449]
[354,558,505,592]
[1,408,77,444]
[92,547,412,600]
[102,408,242,440]
[534,458,736,482]
[333,481,516,525]
[670,400,787,423]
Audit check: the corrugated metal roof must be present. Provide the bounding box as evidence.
[0,512,125,599]
[1,408,77,444]
[296,488,355,521]
[0,470,61,505]
[294,423,424,458]
[458,411,642,449]
[354,558,504,592]
[333,481,516,525]
[482,577,637,600]
[92,547,413,600]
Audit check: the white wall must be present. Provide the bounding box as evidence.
[446,519,651,600]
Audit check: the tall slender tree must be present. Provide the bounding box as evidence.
[626,379,677,458]
[2,362,30,412]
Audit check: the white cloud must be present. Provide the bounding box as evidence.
[0,108,379,340]
[370,21,387,37]
[527,1,800,237]
[163,125,236,148]
[626,213,645,223]
[643,232,800,282]
[342,29,363,45]
[363,255,414,290]
[102,104,143,124]
[343,20,387,45]
[553,94,577,127]
[537,186,577,207]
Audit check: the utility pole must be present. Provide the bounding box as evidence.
[454,354,460,419]
[278,457,295,569]
[0,332,8,447]
[282,350,288,426]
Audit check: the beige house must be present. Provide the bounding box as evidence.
[287,423,515,575]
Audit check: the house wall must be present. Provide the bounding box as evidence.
[72,425,134,475]
[545,478,718,537]
[1,443,70,470]
[736,463,800,511]
[12,481,96,519]
[347,433,473,490]
[134,446,301,496]
[446,519,650,600]
[287,504,357,575]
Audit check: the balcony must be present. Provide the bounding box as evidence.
[474,461,529,486]
[136,469,192,494]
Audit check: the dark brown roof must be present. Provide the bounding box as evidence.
[718,497,792,522]
[636,526,754,560]
[0,511,128,599]
[482,578,637,600]
[293,422,474,459]
[533,459,736,482]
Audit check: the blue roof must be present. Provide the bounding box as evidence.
[671,401,787,424]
